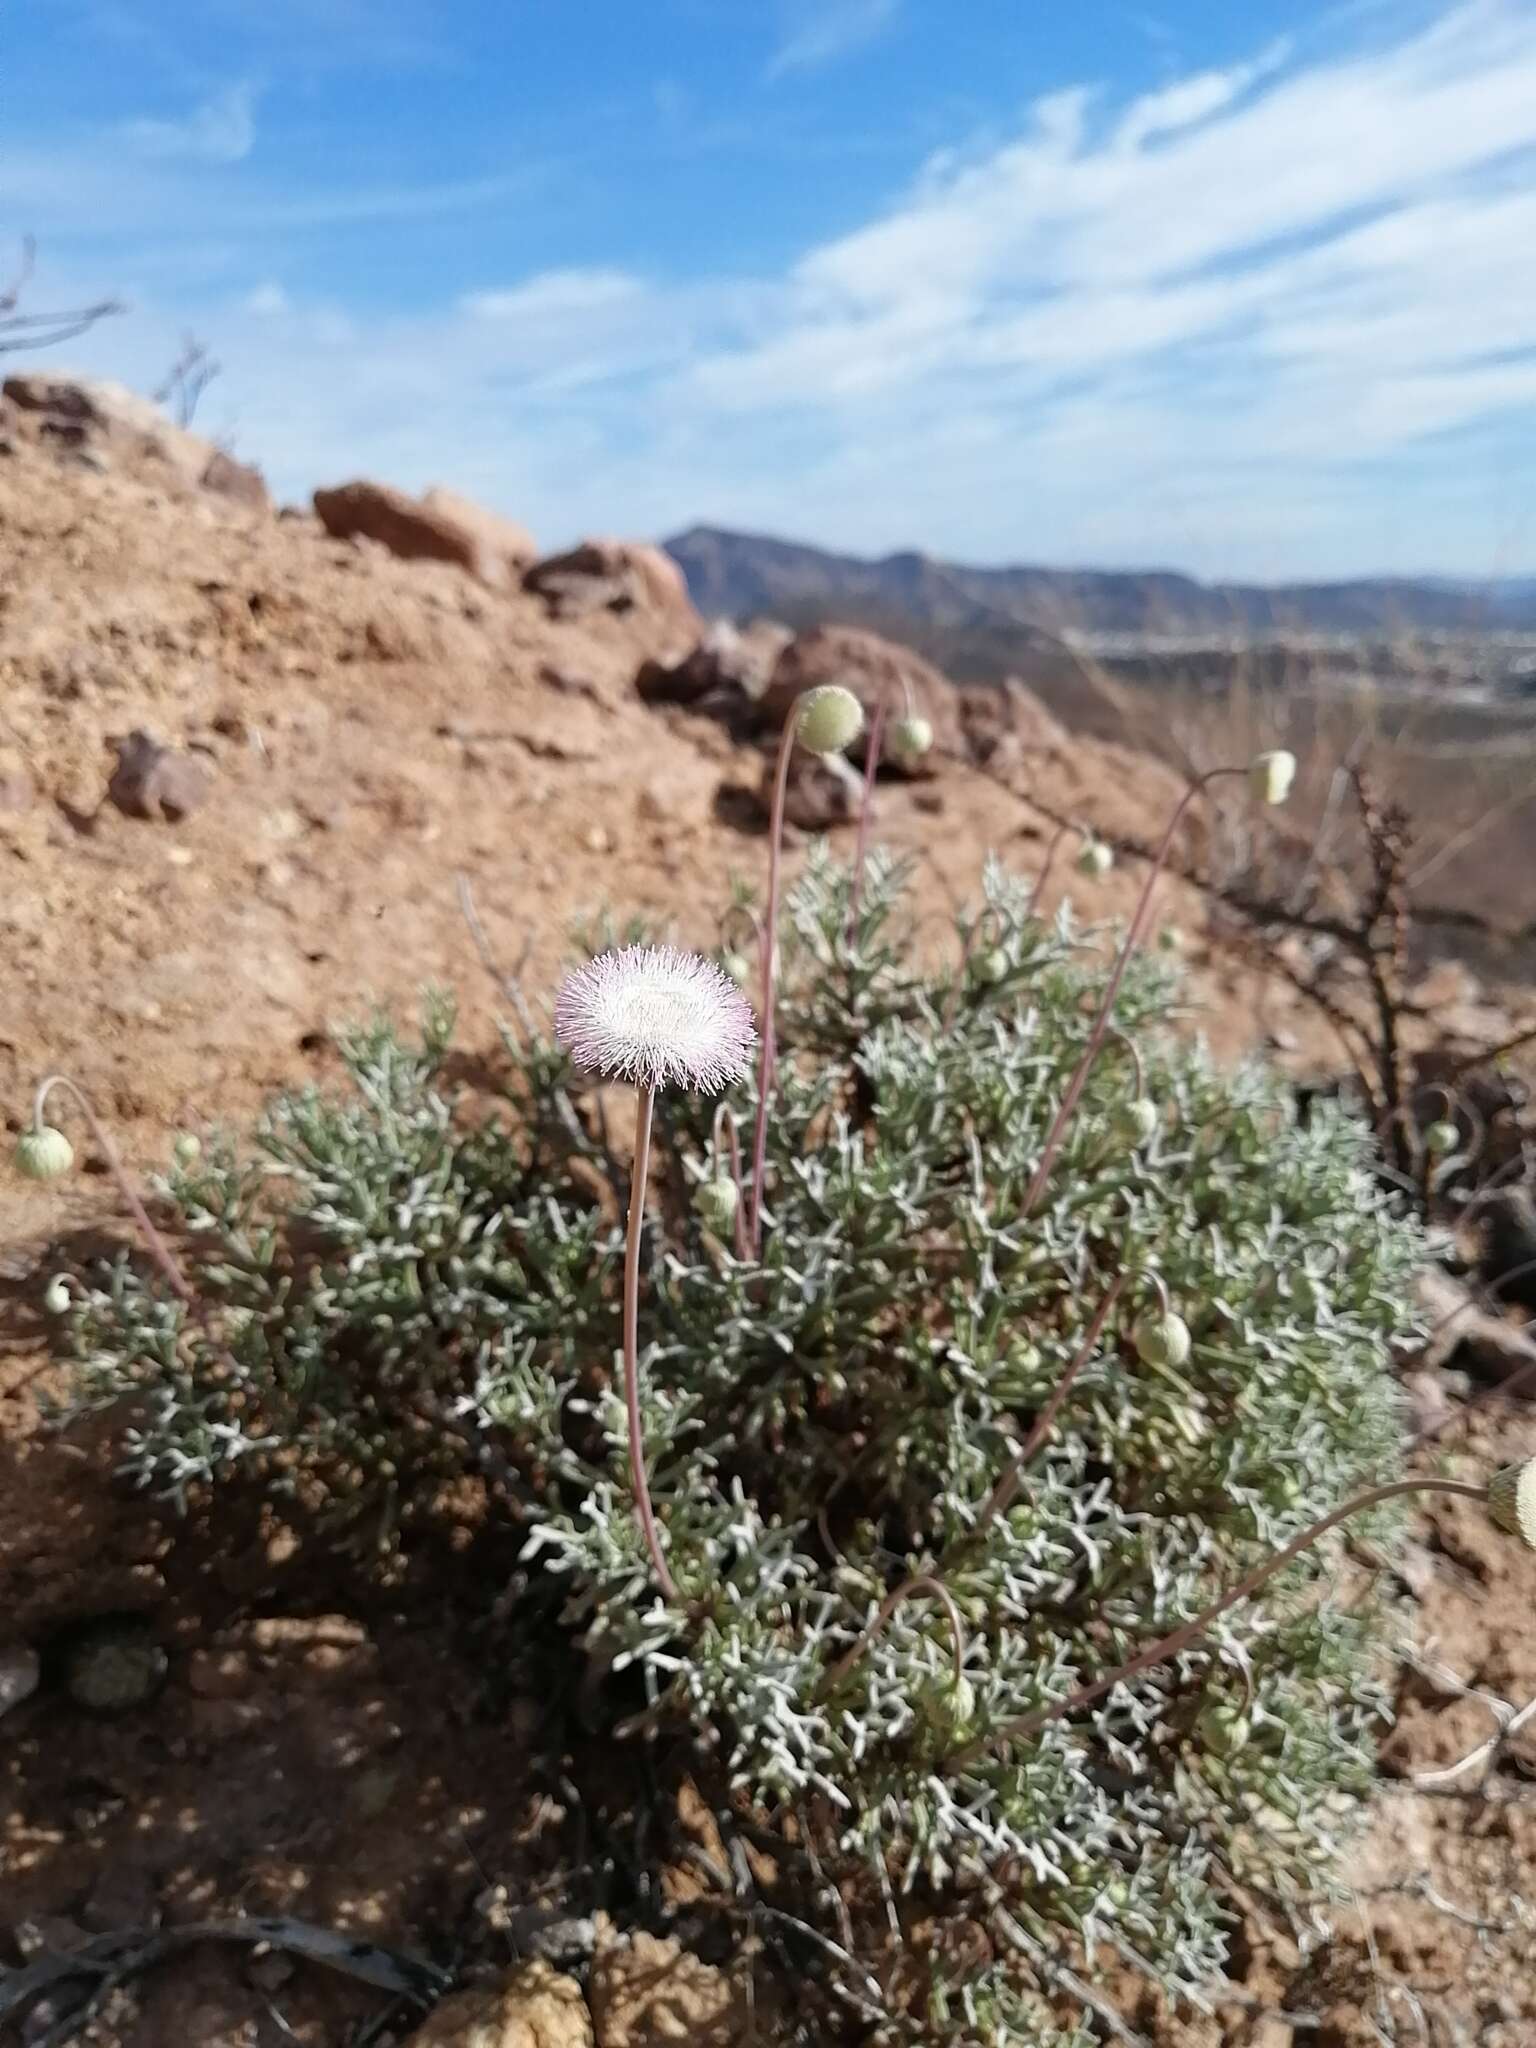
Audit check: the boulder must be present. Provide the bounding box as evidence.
[312,480,533,587]
[636,617,792,708]
[760,624,960,773]
[526,539,699,637]
[958,677,1068,767]
[421,486,537,577]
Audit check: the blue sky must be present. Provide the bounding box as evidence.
[3,0,1535,579]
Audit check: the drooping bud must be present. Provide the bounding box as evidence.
[1249,750,1297,806]
[1423,1119,1459,1157]
[173,1132,202,1167]
[693,1175,741,1237]
[14,1126,74,1182]
[938,1672,978,1737]
[973,946,1009,986]
[44,1274,72,1316]
[1487,1458,1536,1550]
[1196,1700,1251,1757]
[888,714,933,766]
[1116,1098,1159,1147]
[1134,1309,1192,1370]
[1076,839,1114,878]
[794,685,865,758]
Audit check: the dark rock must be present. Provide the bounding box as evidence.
[106,730,211,822]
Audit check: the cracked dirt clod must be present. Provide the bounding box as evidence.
[403,1961,592,2048]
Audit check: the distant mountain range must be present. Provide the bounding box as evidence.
[664,526,1536,679]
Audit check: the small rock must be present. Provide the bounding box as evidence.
[0,1642,41,1718]
[636,618,790,708]
[760,748,865,832]
[526,540,698,636]
[588,1932,746,2048]
[202,448,270,511]
[584,824,613,854]
[314,479,533,588]
[403,1961,592,2047]
[107,730,211,823]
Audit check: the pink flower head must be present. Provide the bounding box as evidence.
[555,944,758,1096]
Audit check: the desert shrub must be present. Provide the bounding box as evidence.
[57,849,1423,2039]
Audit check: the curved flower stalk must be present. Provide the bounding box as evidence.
[750,685,863,1251]
[556,945,756,1600]
[16,1074,196,1307]
[1021,753,1296,1218]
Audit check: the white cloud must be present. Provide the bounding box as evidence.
[122,83,259,165]
[766,0,899,81]
[15,2,1536,578]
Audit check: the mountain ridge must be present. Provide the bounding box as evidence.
[664,524,1536,662]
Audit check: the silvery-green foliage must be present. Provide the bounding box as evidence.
[64,851,1421,2033]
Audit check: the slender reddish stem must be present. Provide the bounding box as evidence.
[1026,817,1076,919]
[34,1075,195,1306]
[712,1103,749,1262]
[945,1475,1487,1771]
[1020,768,1240,1218]
[622,1085,680,1602]
[748,721,797,1253]
[970,1274,1127,1543]
[821,1572,967,1694]
[847,690,889,943]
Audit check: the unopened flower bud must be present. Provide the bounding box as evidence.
[14,1126,74,1182]
[1076,839,1114,878]
[1158,925,1184,953]
[888,714,933,766]
[1424,1119,1459,1157]
[44,1274,72,1316]
[1116,1098,1159,1147]
[1487,1457,1536,1550]
[1249,749,1296,806]
[973,946,1009,986]
[173,1132,202,1167]
[721,949,752,988]
[1134,1309,1191,1370]
[794,685,864,757]
[1197,1701,1251,1757]
[939,1672,977,1736]
[693,1175,741,1236]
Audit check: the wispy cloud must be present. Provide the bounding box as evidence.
[18,2,1536,578]
[766,0,900,81]
[121,82,259,164]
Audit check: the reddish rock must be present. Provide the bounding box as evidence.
[637,617,792,707]
[527,539,698,637]
[201,448,271,511]
[313,479,532,587]
[761,623,960,772]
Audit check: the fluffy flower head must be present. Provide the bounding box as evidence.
[555,944,757,1095]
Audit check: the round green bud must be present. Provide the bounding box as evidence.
[1249,749,1297,806]
[1197,1701,1251,1757]
[1158,925,1184,953]
[1116,1098,1159,1147]
[938,1672,978,1737]
[44,1274,72,1316]
[692,1175,741,1236]
[888,714,933,765]
[973,945,1009,986]
[721,949,752,988]
[1424,1119,1459,1157]
[1076,839,1114,878]
[1134,1309,1192,1370]
[1487,1458,1536,1550]
[173,1132,202,1167]
[794,684,865,757]
[14,1125,74,1182]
